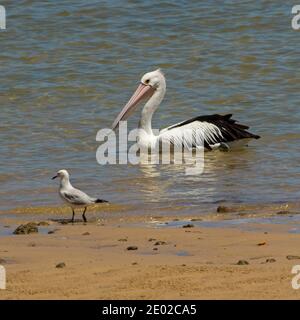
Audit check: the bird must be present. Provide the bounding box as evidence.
[52,169,108,223]
[112,69,260,151]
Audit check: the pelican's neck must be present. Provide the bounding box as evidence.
[60,175,72,189]
[139,85,166,135]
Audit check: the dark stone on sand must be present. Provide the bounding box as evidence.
[286,255,300,260]
[276,211,291,215]
[153,248,158,251]
[38,221,50,226]
[13,223,38,235]
[132,262,138,265]
[237,260,249,265]
[48,230,55,234]
[190,218,202,222]
[28,242,36,247]
[182,224,194,228]
[154,241,166,246]
[56,262,66,269]
[148,238,156,242]
[118,238,128,242]
[257,242,266,246]
[266,258,276,263]
[127,246,138,251]
[217,206,231,213]
[82,232,90,236]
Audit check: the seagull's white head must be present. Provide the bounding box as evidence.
[52,169,69,180]
[112,69,166,130]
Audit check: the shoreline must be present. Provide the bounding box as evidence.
[0,206,300,299]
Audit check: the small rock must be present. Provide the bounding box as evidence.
[48,230,55,234]
[217,206,231,213]
[287,255,300,260]
[276,211,291,215]
[132,262,138,265]
[82,232,90,236]
[38,221,50,226]
[13,223,38,235]
[56,262,66,268]
[237,260,249,265]
[182,224,194,228]
[266,258,276,263]
[28,242,36,247]
[257,242,266,246]
[153,248,158,251]
[148,238,156,242]
[181,264,186,267]
[127,246,138,251]
[190,218,202,221]
[154,241,166,246]
[118,238,128,242]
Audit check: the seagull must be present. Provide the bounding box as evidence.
[52,169,108,223]
[112,69,260,151]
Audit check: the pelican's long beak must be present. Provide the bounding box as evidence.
[112,83,155,130]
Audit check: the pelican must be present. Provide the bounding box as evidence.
[112,69,260,151]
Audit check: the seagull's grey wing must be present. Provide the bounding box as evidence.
[60,188,94,205]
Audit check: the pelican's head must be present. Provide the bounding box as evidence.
[112,69,166,130]
[52,169,69,180]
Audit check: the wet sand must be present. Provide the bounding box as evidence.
[1,206,300,299]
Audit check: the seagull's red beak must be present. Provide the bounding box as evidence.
[112,83,155,130]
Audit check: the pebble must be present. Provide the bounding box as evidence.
[286,255,300,260]
[182,224,194,228]
[217,206,231,213]
[154,241,166,246]
[13,223,38,235]
[276,211,291,215]
[56,262,66,269]
[237,260,249,265]
[118,238,128,242]
[127,246,138,251]
[257,242,266,246]
[266,258,276,263]
[82,232,90,236]
[38,221,50,226]
[28,242,36,247]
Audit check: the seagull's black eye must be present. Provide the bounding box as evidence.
[145,79,150,84]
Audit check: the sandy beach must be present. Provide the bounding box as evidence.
[1,205,300,300]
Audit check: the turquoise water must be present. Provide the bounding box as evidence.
[1,1,300,214]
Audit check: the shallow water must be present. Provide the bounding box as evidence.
[1,1,300,216]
